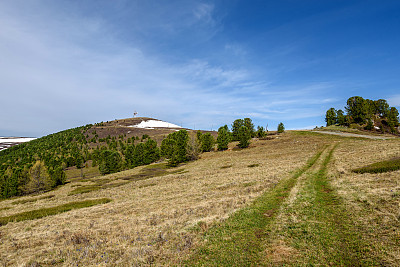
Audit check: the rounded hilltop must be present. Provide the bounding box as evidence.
[104,117,182,129]
[89,117,187,146]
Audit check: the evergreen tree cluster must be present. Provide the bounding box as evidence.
[196,131,215,152]
[161,130,190,167]
[0,123,163,199]
[124,139,160,170]
[0,125,92,198]
[216,118,278,150]
[325,96,399,133]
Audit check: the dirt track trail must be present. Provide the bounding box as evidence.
[186,148,325,266]
[312,130,393,140]
[263,145,383,266]
[187,145,383,266]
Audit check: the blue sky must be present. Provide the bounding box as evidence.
[1,0,400,137]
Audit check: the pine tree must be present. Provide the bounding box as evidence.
[217,125,231,151]
[388,107,399,127]
[375,99,390,117]
[237,126,251,148]
[231,119,244,141]
[256,126,266,138]
[99,150,122,175]
[337,109,346,126]
[325,108,337,126]
[200,133,215,152]
[142,139,160,165]
[345,96,368,123]
[125,143,136,168]
[50,166,66,186]
[161,130,189,166]
[277,122,285,133]
[244,118,255,137]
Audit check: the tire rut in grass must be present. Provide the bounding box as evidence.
[263,145,383,266]
[184,148,325,266]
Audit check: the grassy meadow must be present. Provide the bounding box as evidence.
[0,131,399,266]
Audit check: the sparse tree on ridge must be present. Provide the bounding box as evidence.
[231,119,245,141]
[256,126,266,138]
[161,130,189,167]
[345,96,368,124]
[217,125,231,151]
[387,107,400,133]
[237,126,251,148]
[336,109,346,126]
[325,108,337,126]
[375,99,390,117]
[244,118,255,137]
[200,133,215,152]
[277,122,285,133]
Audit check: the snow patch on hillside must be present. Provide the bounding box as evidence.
[0,137,36,143]
[129,120,182,129]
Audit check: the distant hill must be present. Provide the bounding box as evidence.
[0,117,215,199]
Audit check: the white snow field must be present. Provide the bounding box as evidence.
[0,137,36,151]
[0,137,36,143]
[128,120,182,129]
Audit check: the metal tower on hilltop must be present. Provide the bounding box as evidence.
[133,111,138,118]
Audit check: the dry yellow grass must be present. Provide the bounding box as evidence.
[331,138,400,264]
[1,132,398,266]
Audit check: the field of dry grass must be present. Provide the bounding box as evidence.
[0,131,399,266]
[332,138,400,264]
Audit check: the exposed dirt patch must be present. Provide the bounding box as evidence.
[312,131,394,140]
[266,240,298,264]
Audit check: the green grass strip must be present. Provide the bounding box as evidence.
[0,198,111,226]
[276,145,383,266]
[353,157,400,174]
[184,149,325,266]
[309,146,381,265]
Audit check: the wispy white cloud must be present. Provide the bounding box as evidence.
[0,1,342,136]
[193,3,215,24]
[388,95,400,107]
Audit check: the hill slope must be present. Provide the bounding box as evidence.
[0,117,215,199]
[1,132,399,265]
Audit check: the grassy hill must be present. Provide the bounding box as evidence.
[0,131,399,265]
[0,118,216,199]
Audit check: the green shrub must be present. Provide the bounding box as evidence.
[353,158,400,174]
[0,198,111,226]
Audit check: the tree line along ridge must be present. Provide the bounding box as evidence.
[325,96,399,134]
